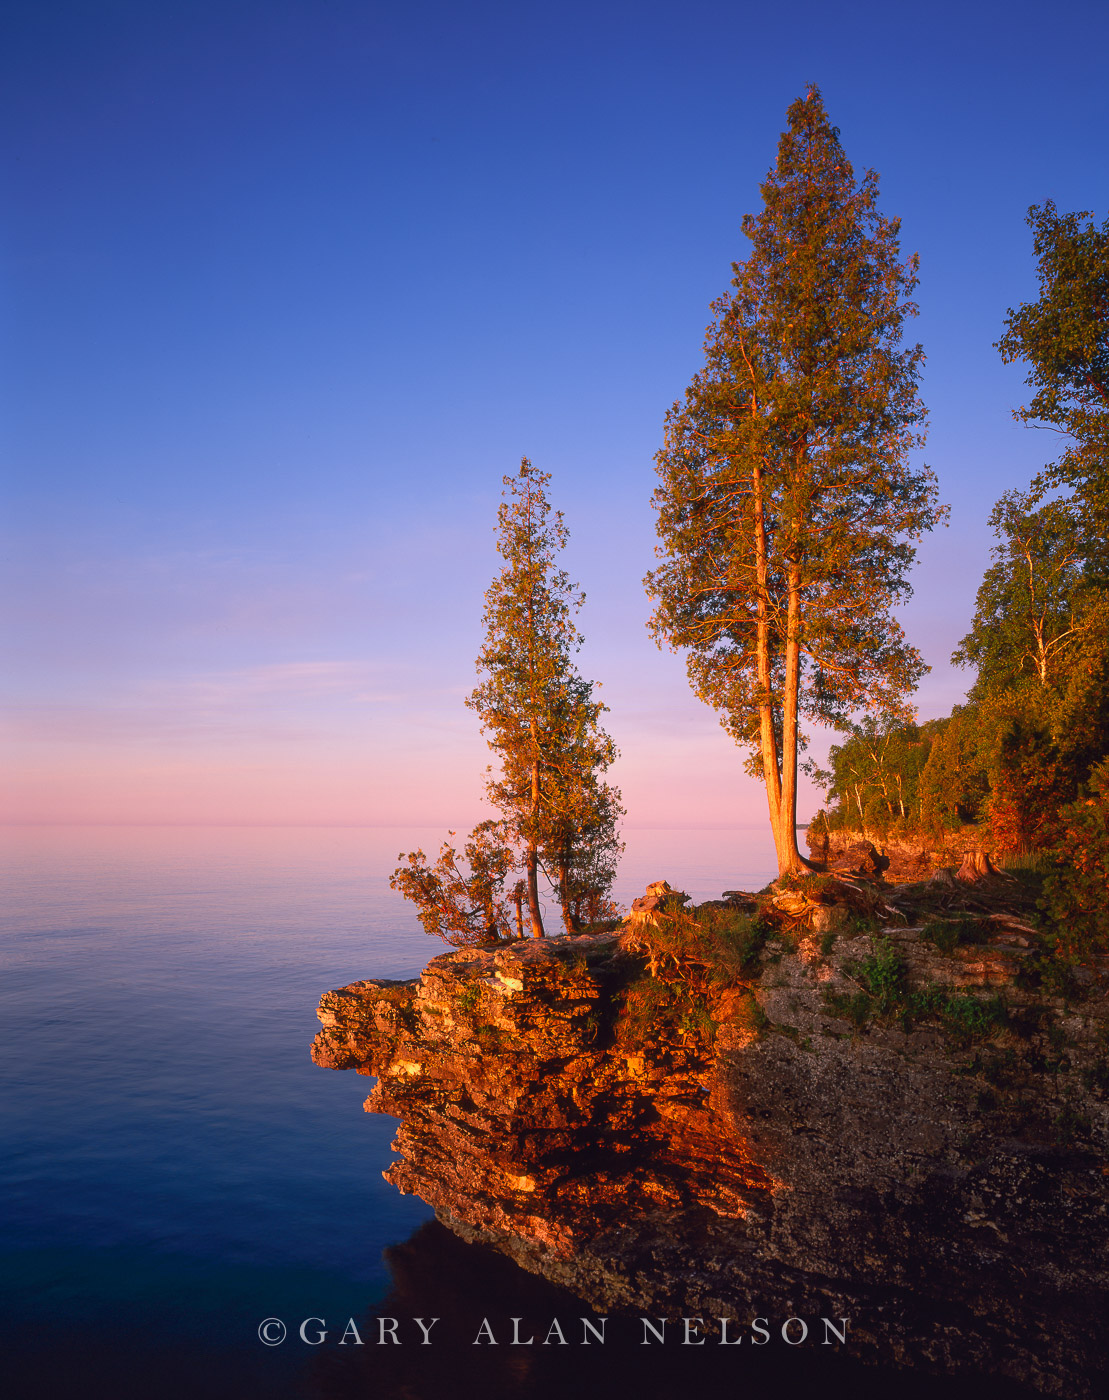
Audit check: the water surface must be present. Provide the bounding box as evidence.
[0,825,1030,1398]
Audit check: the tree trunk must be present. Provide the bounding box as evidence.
[527,753,545,937]
[777,563,804,874]
[513,885,524,940]
[753,463,788,870]
[526,844,544,937]
[557,855,574,934]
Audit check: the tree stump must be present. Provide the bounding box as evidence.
[956,850,999,883]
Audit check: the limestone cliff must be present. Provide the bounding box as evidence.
[312,898,1109,1396]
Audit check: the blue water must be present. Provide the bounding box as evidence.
[0,825,1034,1399]
[0,826,453,1394]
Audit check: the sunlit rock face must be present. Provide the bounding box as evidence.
[313,919,1109,1397]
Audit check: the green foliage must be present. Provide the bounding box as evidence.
[736,991,771,1038]
[455,984,482,1016]
[822,987,878,1031]
[921,916,982,955]
[855,936,908,1014]
[997,202,1109,560]
[911,988,1009,1046]
[550,781,626,930]
[984,709,1064,855]
[816,715,937,833]
[644,87,942,874]
[1039,758,1109,956]
[917,707,989,831]
[947,478,1105,853]
[615,975,717,1052]
[1081,1057,1109,1098]
[474,1023,506,1053]
[390,821,516,947]
[723,912,773,974]
[819,206,1108,859]
[1052,1099,1093,1145]
[953,490,1092,694]
[825,933,1008,1042]
[678,1002,718,1048]
[997,852,1051,874]
[1050,601,1109,783]
[624,901,772,988]
[1016,949,1084,1002]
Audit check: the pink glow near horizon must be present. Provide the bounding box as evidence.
[1,724,805,829]
[6,0,1102,851]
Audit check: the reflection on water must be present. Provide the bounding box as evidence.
[0,825,1037,1397]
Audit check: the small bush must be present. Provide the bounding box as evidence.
[1081,1058,1109,1097]
[474,1023,506,1052]
[456,984,481,1016]
[822,987,875,1030]
[616,974,715,1051]
[855,936,908,1015]
[579,917,623,934]
[732,990,770,1038]
[1015,948,1084,1001]
[1052,1099,1092,1144]
[998,852,1051,874]
[678,1002,718,1049]
[921,916,983,955]
[932,992,1008,1045]
[826,934,1007,1043]
[619,903,771,990]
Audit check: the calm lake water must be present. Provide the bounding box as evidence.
[1,825,1032,1399]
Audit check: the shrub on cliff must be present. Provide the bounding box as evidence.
[390,821,519,947]
[619,899,769,990]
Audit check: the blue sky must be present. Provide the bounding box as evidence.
[2,0,1107,826]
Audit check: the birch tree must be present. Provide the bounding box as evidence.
[952,490,1092,693]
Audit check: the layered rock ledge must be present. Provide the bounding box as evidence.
[313,908,1109,1395]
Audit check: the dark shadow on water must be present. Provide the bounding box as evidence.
[1,1222,1045,1400]
[305,1220,1041,1400]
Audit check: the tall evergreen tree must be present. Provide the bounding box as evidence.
[468,460,621,935]
[646,88,943,875]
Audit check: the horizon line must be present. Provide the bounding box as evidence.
[0,819,804,832]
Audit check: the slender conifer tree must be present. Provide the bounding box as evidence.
[468,460,621,935]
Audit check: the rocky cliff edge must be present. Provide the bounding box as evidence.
[312,886,1109,1395]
